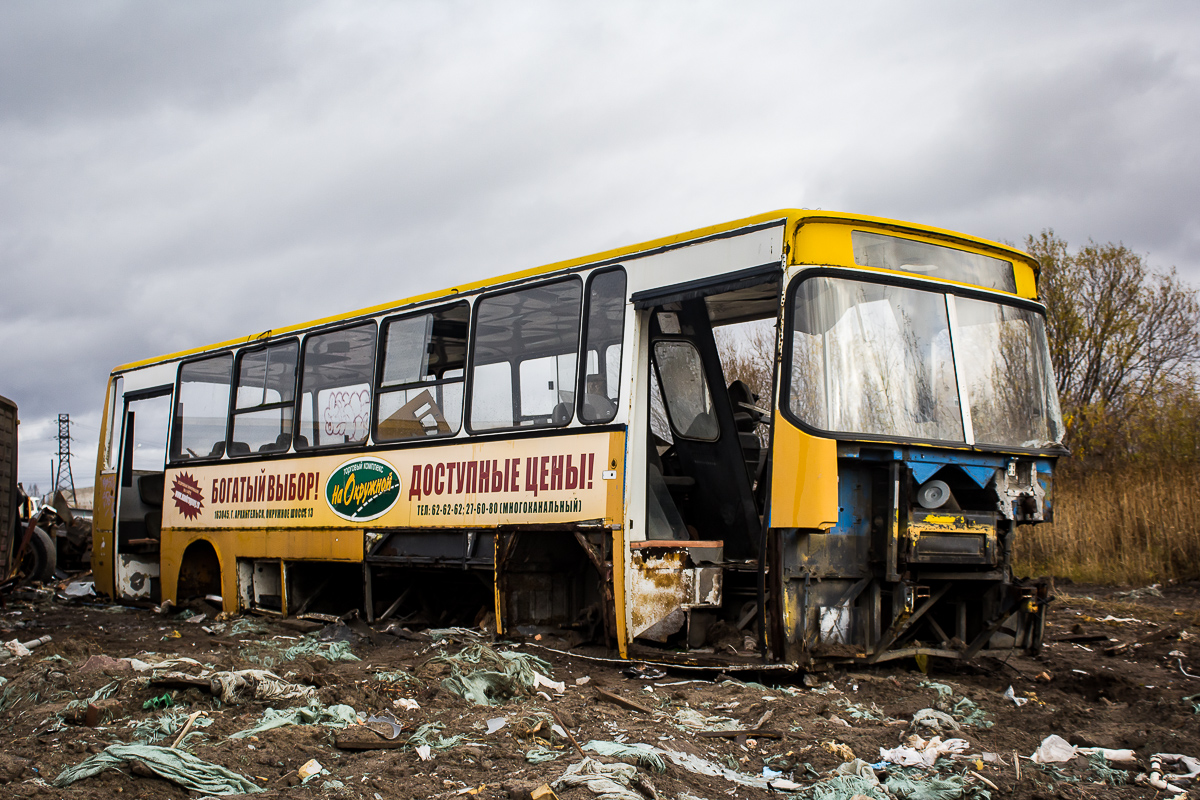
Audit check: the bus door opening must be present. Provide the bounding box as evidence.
[113,386,172,602]
[631,277,780,653]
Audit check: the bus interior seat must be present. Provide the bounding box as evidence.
[259,433,291,453]
[228,441,251,456]
[138,472,165,507]
[552,403,572,426]
[206,441,226,458]
[582,373,616,420]
[294,434,309,449]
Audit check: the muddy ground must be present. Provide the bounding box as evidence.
[2,580,1200,799]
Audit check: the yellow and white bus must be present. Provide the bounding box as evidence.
[92,210,1064,666]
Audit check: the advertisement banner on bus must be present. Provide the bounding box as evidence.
[161,431,621,530]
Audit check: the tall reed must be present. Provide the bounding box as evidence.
[1014,466,1200,585]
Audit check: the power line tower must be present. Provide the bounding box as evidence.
[53,413,75,504]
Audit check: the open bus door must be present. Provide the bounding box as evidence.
[105,384,172,602]
[626,272,782,660]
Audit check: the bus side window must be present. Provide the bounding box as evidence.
[171,354,232,460]
[104,375,124,469]
[229,340,298,456]
[579,269,626,423]
[297,323,377,449]
[376,302,469,441]
[469,279,582,431]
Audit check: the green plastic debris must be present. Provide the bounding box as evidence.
[132,708,213,745]
[143,692,174,710]
[672,707,738,732]
[582,741,667,773]
[54,743,263,795]
[525,745,562,763]
[430,643,553,706]
[229,702,356,739]
[408,721,474,750]
[282,638,360,662]
[1087,753,1129,785]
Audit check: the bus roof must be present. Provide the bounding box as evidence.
[113,209,1034,373]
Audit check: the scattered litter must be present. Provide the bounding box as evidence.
[575,676,591,686]
[409,721,474,751]
[910,708,961,732]
[428,627,484,643]
[583,740,667,772]
[64,581,95,598]
[143,693,174,711]
[364,713,404,739]
[1003,686,1028,707]
[879,735,969,767]
[54,744,263,795]
[209,669,316,704]
[297,758,325,783]
[1115,584,1162,599]
[486,717,508,734]
[622,664,667,680]
[416,744,433,761]
[132,708,213,746]
[553,757,655,800]
[393,697,421,711]
[673,707,739,732]
[1098,615,1140,624]
[526,745,562,763]
[229,702,356,739]
[431,642,554,706]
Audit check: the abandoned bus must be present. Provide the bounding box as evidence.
[91,210,1064,666]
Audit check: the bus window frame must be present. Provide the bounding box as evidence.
[577,267,627,425]
[295,320,379,452]
[465,276,584,435]
[167,351,234,465]
[226,337,301,459]
[780,266,1067,456]
[373,300,471,443]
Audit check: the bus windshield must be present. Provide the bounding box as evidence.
[787,275,1064,449]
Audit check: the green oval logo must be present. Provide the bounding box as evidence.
[325,457,401,522]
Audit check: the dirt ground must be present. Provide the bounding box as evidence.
[2,580,1200,799]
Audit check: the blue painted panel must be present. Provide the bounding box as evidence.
[910,462,944,484]
[961,465,996,487]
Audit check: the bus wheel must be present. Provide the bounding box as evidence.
[19,527,57,584]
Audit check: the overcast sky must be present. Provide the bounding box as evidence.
[3,1,1198,491]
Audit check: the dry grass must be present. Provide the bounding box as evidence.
[1014,466,1200,585]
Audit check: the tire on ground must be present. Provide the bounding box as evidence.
[21,527,57,584]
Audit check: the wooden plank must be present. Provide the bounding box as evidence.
[594,687,654,714]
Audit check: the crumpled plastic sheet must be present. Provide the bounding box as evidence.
[525,745,562,763]
[552,757,653,800]
[1031,734,1137,765]
[430,643,553,706]
[229,702,356,739]
[282,638,361,662]
[408,721,474,750]
[672,707,739,732]
[209,669,316,704]
[427,627,484,644]
[53,743,263,795]
[132,708,214,745]
[910,708,962,733]
[879,735,970,767]
[583,740,667,773]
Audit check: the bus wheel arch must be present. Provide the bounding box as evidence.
[177,539,223,609]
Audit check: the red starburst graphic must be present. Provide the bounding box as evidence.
[171,472,205,521]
